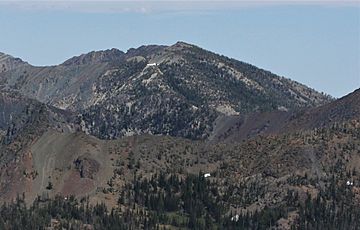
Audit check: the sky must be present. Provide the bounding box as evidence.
[0,1,359,98]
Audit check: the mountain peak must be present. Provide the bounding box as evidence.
[168,41,195,51]
[61,48,125,66]
[173,41,194,47]
[0,52,28,72]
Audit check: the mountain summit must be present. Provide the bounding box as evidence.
[0,42,332,139]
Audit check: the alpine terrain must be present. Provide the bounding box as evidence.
[0,42,359,230]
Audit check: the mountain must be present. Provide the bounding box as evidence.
[0,89,358,229]
[4,42,358,229]
[0,42,332,140]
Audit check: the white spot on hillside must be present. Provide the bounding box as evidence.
[204,173,211,178]
[231,214,239,222]
[146,63,157,67]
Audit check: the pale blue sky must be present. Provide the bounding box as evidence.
[0,1,359,97]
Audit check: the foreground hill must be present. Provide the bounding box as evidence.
[0,89,358,229]
[0,42,332,139]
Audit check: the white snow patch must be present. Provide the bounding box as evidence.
[146,63,157,67]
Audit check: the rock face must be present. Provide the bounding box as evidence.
[74,156,100,179]
[0,42,332,140]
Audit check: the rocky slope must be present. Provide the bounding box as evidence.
[0,89,358,229]
[0,92,78,170]
[0,42,332,139]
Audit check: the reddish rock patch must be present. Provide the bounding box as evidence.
[0,151,35,201]
[60,170,95,196]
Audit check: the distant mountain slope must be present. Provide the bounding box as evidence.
[287,88,360,129]
[0,92,78,166]
[210,88,359,142]
[0,42,332,139]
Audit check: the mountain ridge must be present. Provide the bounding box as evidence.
[0,41,333,140]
